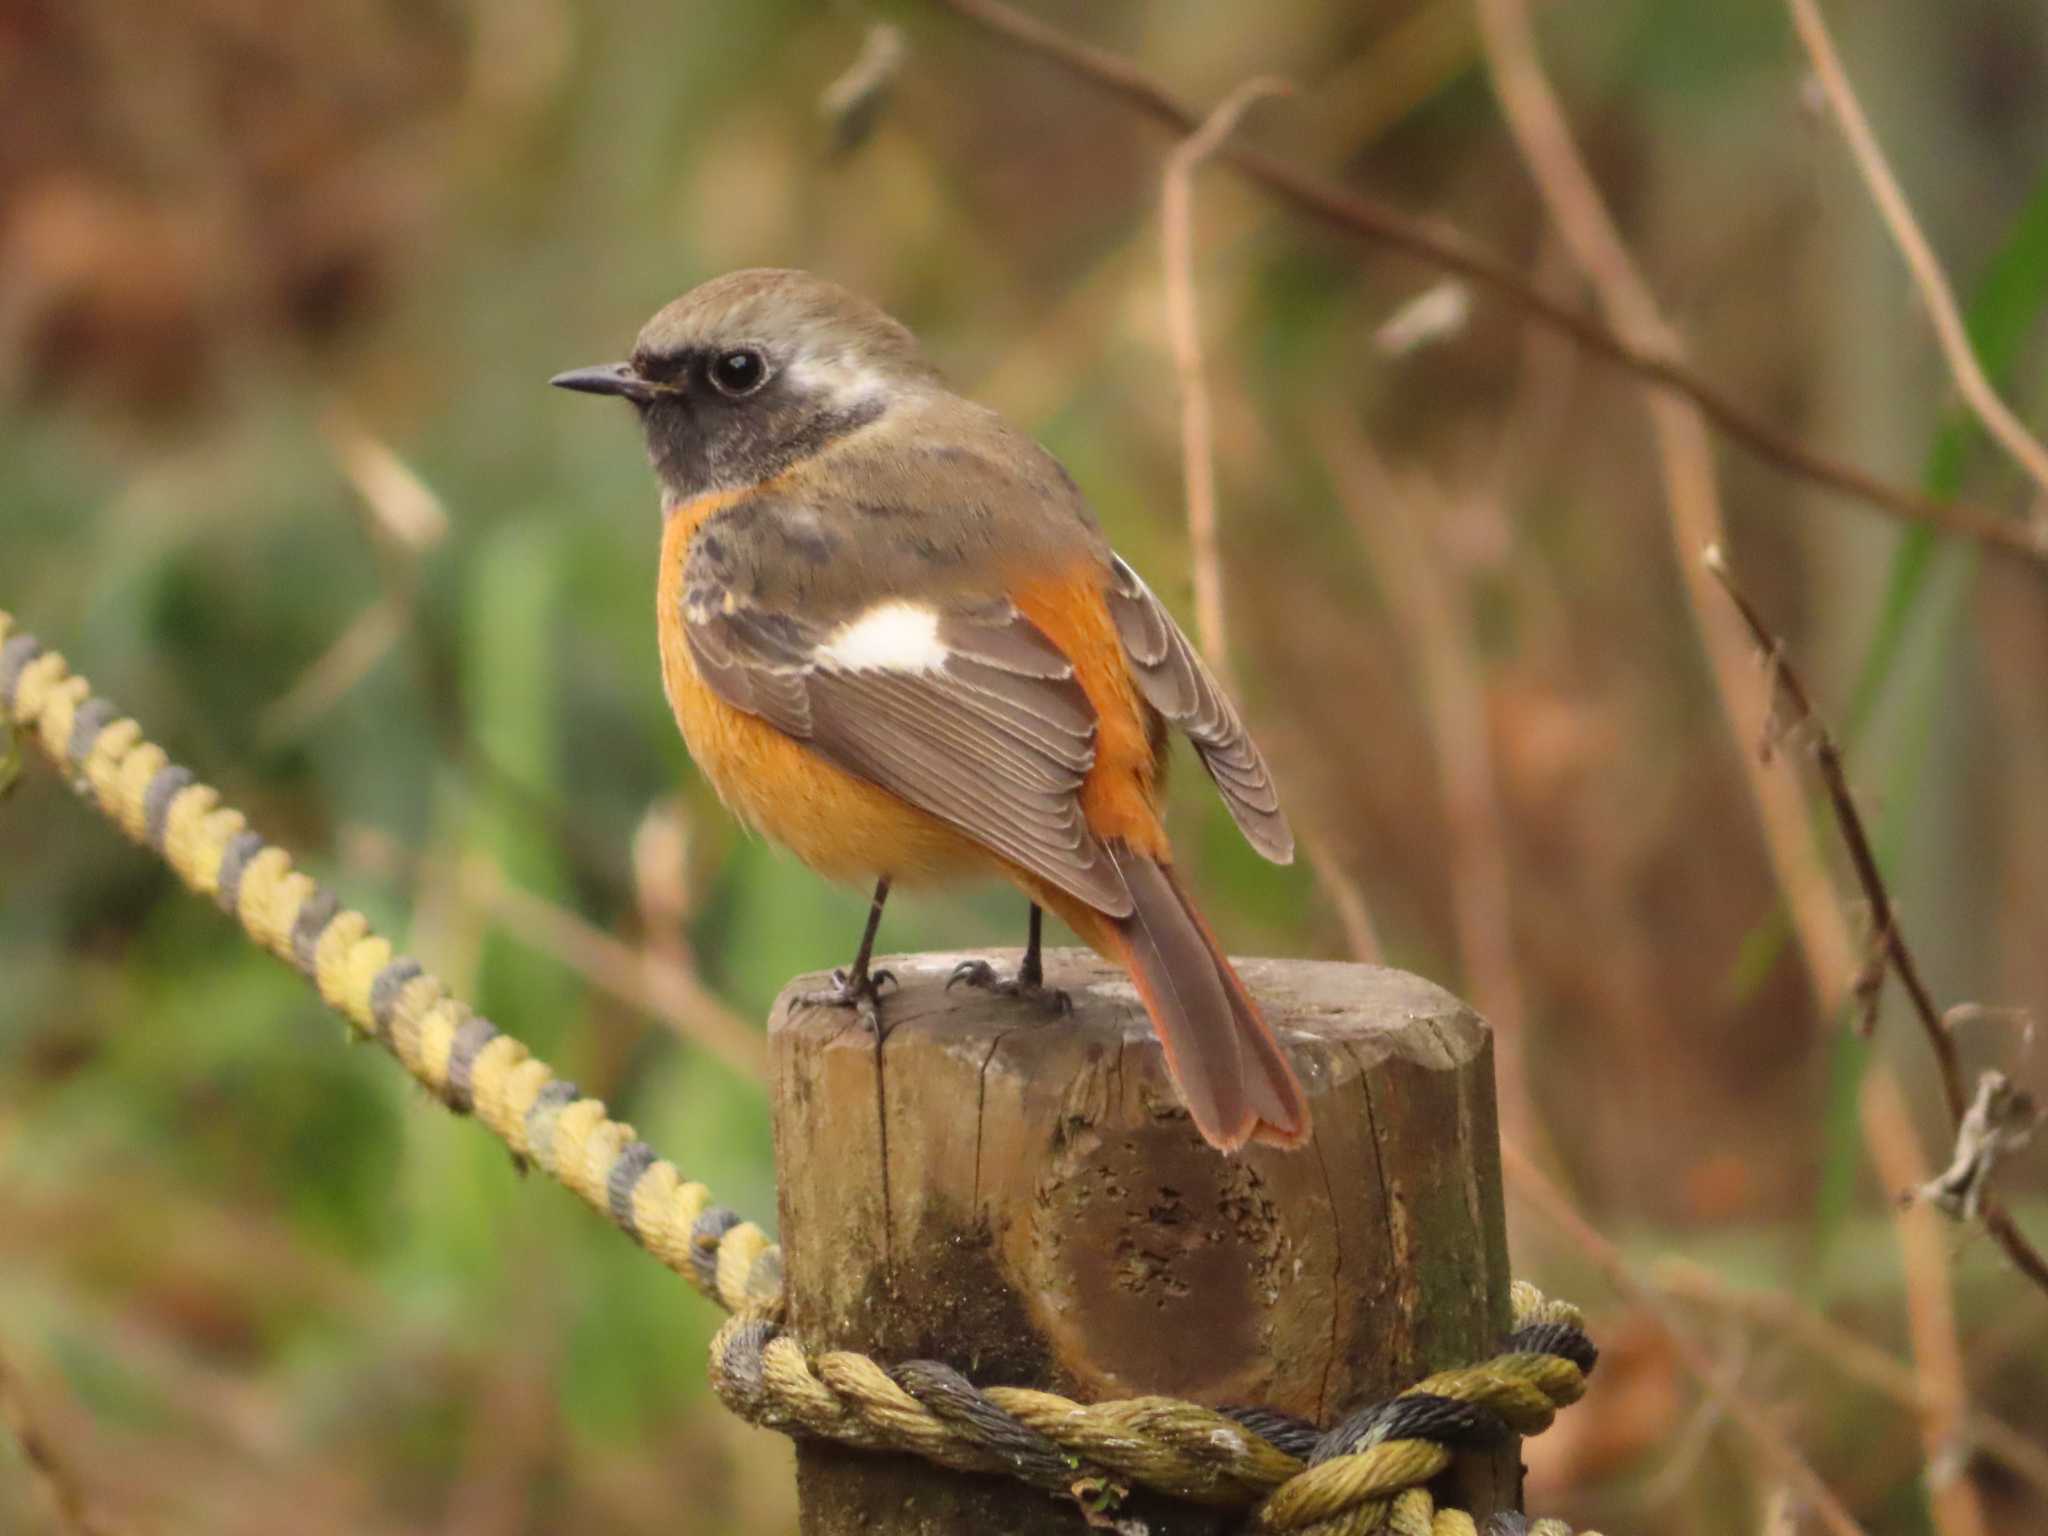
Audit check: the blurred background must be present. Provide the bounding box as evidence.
[2,0,2045,1532]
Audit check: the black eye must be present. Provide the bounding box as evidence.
[708,348,769,397]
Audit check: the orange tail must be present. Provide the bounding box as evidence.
[1103,845,1310,1152]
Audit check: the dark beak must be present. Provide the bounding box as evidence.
[549,362,670,403]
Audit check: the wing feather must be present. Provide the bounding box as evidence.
[1105,555,1294,863]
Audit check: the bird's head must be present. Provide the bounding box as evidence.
[551,268,938,507]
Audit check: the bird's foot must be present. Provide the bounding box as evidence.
[800,966,898,1035]
[946,958,1071,1016]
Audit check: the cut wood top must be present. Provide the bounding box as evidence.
[772,947,1487,1065]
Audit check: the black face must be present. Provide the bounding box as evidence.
[632,343,772,403]
[554,343,885,504]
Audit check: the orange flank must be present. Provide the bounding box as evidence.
[1006,567,1170,862]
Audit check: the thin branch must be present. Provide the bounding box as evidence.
[631,795,704,973]
[1156,74,1388,966]
[260,406,448,746]
[1318,425,1526,1034]
[1160,75,1291,682]
[1702,548,2048,1298]
[1702,550,1956,1106]
[1785,0,2048,509]
[1503,1145,1872,1536]
[1316,417,1549,1157]
[930,0,2047,563]
[1473,0,1859,1019]
[1306,846,1385,965]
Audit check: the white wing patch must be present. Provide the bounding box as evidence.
[817,601,949,673]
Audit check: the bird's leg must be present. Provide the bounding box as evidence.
[801,877,897,1032]
[948,902,1071,1015]
[1018,901,1047,989]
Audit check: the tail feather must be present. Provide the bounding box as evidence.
[1106,845,1310,1152]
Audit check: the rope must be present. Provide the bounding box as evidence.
[0,612,1605,1535]
[708,1281,1601,1533]
[0,613,781,1317]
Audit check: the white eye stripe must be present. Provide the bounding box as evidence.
[786,355,890,410]
[816,602,950,673]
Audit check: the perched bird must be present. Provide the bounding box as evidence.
[552,269,1307,1152]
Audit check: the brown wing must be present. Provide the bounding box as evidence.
[1105,555,1294,864]
[683,580,1134,918]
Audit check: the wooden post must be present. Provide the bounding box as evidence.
[771,949,1516,1534]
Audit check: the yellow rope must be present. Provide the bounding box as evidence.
[0,612,1605,1535]
[0,612,780,1318]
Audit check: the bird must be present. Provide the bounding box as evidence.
[552,269,1308,1153]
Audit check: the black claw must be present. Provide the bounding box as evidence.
[947,957,1069,1016]
[947,959,998,992]
[799,965,896,1034]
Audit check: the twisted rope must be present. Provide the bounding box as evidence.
[0,613,1604,1535]
[0,613,782,1317]
[708,1281,1598,1534]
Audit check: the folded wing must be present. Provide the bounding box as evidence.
[1103,555,1293,864]
[684,571,1134,917]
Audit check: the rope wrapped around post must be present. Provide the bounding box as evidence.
[0,611,1605,1535]
[708,1281,1596,1533]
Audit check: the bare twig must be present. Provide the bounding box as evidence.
[1160,75,1291,682]
[1504,1145,1872,1536]
[1319,427,1525,1032]
[1316,418,1549,1155]
[631,795,703,970]
[1702,543,2031,1536]
[820,20,909,153]
[930,0,2047,563]
[1155,75,1387,965]
[1473,0,1858,1016]
[257,599,411,746]
[1785,0,2048,508]
[1701,549,1955,1101]
[0,1349,126,1536]
[1307,848,1385,965]
[1702,547,2048,1299]
[259,407,448,746]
